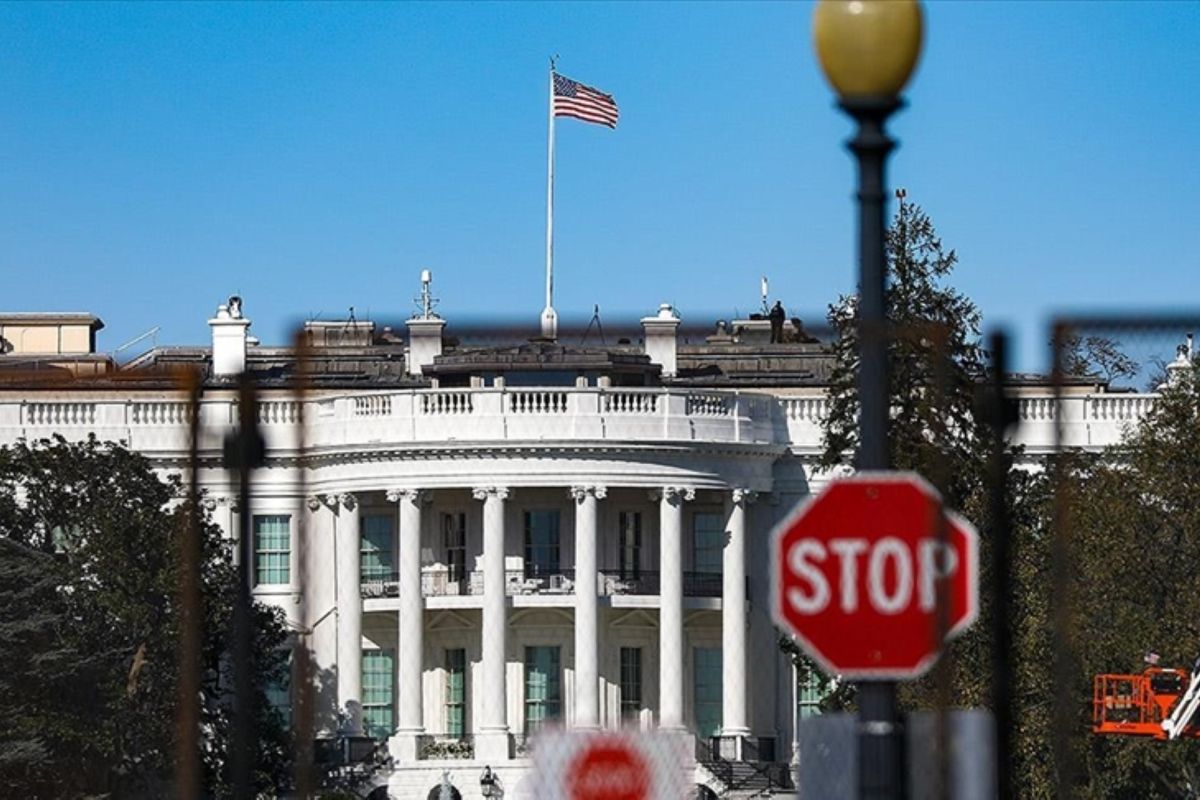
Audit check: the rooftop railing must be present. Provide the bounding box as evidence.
[0,388,1159,454]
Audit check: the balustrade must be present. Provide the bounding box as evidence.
[0,389,1159,454]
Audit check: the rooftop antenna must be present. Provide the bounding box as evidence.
[581,304,606,346]
[760,276,769,315]
[414,269,440,319]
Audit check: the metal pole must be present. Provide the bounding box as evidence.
[843,96,904,800]
[227,377,265,799]
[985,331,1018,800]
[176,369,203,800]
[542,59,558,339]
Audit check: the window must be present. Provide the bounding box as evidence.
[443,513,467,583]
[362,649,395,740]
[361,514,394,583]
[618,512,642,579]
[524,511,561,578]
[445,648,467,737]
[620,647,643,724]
[524,646,562,732]
[253,515,291,586]
[265,668,292,730]
[692,512,724,574]
[694,647,722,738]
[799,670,825,719]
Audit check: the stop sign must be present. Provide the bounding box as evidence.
[567,738,652,800]
[771,473,978,679]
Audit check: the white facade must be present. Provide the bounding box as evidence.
[0,308,1160,799]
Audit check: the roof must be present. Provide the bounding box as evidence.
[0,312,104,330]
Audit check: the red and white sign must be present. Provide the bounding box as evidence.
[771,473,978,679]
[532,731,690,800]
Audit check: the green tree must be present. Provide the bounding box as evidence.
[0,435,291,798]
[1060,333,1140,385]
[1066,359,1200,798]
[820,192,988,507]
[813,193,1060,793]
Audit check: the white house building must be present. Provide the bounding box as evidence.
[0,294,1170,799]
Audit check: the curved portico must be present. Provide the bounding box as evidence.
[300,465,774,764]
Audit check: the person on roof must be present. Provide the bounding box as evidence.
[769,300,786,343]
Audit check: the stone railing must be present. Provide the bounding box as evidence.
[0,389,1159,456]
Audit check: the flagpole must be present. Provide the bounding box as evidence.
[540,58,558,340]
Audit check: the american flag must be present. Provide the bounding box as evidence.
[553,73,619,129]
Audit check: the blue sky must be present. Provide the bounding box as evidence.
[2,1,1197,371]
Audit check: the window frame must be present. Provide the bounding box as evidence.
[360,513,395,583]
[693,646,723,738]
[524,510,561,579]
[618,511,642,580]
[523,645,562,732]
[691,511,724,575]
[253,514,292,587]
[362,648,396,740]
[619,646,643,725]
[444,647,467,737]
[442,512,467,584]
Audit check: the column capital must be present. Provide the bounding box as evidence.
[569,485,607,502]
[472,486,511,502]
[306,495,324,512]
[387,487,430,504]
[730,488,760,506]
[202,496,218,512]
[650,486,696,504]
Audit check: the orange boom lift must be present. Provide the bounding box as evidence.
[1093,664,1200,740]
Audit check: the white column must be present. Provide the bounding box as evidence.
[388,488,426,761]
[474,486,511,760]
[657,486,692,731]
[722,489,757,739]
[571,485,605,729]
[333,493,363,734]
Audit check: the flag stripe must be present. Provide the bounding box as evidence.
[552,72,619,128]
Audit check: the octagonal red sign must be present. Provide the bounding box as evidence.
[770,472,978,679]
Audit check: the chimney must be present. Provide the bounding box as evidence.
[208,295,251,377]
[642,303,681,377]
[406,269,445,376]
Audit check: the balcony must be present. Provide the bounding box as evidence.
[366,568,731,599]
[0,386,778,454]
[0,388,1157,456]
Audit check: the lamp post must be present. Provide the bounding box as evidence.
[480,765,499,798]
[813,2,924,799]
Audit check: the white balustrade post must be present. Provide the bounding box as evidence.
[333,493,363,734]
[723,489,757,744]
[571,485,606,729]
[474,486,511,760]
[388,487,427,761]
[657,486,693,731]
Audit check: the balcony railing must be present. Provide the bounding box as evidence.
[0,388,1158,455]
[598,570,726,598]
[0,386,778,453]
[416,734,474,760]
[416,568,580,597]
[360,571,399,598]
[600,570,660,596]
[371,568,729,599]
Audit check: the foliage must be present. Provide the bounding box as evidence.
[0,435,291,798]
[820,192,988,507]
[812,193,1062,792]
[1060,333,1140,385]
[1066,361,1200,797]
